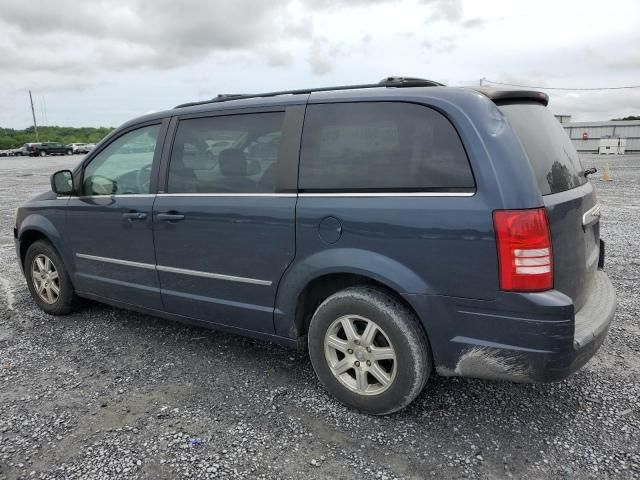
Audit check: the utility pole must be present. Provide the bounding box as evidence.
[28,90,39,142]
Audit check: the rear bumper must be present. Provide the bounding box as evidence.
[546,270,616,381]
[405,270,616,383]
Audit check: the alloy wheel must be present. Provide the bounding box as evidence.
[31,254,60,304]
[324,315,397,395]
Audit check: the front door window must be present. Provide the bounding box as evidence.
[83,125,160,195]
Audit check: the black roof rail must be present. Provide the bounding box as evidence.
[174,77,444,109]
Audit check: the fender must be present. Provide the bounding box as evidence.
[273,247,434,338]
[17,212,73,275]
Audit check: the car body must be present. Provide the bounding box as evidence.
[31,142,72,156]
[68,143,88,154]
[20,143,41,156]
[75,143,96,154]
[14,78,616,414]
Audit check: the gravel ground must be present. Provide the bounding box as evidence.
[0,153,638,480]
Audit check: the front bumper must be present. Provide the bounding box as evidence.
[14,230,24,273]
[405,270,616,383]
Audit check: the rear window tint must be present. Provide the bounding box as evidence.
[299,102,474,192]
[499,103,586,195]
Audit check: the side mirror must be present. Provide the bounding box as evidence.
[50,170,74,195]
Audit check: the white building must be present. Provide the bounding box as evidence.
[563,120,640,153]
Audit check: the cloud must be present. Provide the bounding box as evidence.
[307,0,397,8]
[1,0,405,80]
[581,40,640,72]
[1,0,639,127]
[15,79,101,94]
[423,0,463,23]
[0,0,309,73]
[603,52,640,71]
[435,35,457,53]
[265,49,294,67]
[307,38,341,75]
[549,89,640,121]
[462,17,486,29]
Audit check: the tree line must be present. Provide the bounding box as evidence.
[610,116,640,121]
[0,126,115,149]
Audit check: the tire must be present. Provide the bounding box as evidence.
[40,150,46,157]
[65,150,72,155]
[307,286,431,415]
[24,240,79,315]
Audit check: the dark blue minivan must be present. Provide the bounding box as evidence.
[14,78,616,414]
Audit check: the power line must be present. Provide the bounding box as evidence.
[482,78,640,91]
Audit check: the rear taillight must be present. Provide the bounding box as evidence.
[493,208,553,292]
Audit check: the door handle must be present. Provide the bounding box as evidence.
[122,211,147,221]
[157,213,185,222]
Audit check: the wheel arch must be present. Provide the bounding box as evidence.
[17,216,71,273]
[274,248,435,342]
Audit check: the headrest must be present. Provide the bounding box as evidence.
[219,149,247,177]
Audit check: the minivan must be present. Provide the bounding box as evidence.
[14,77,616,414]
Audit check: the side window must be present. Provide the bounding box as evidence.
[83,125,160,195]
[167,112,285,194]
[299,102,474,192]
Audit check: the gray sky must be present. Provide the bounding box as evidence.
[1,0,639,128]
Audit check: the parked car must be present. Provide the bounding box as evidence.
[68,143,87,154]
[13,77,616,415]
[31,142,72,156]
[20,143,41,156]
[76,143,96,154]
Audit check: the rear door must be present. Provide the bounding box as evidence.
[152,106,302,333]
[500,103,598,310]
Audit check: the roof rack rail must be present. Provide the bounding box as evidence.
[174,77,444,109]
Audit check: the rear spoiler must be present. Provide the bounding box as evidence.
[469,87,549,106]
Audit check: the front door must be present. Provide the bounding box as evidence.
[153,108,300,333]
[66,122,165,309]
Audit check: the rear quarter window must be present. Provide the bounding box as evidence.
[299,102,474,192]
[499,103,587,195]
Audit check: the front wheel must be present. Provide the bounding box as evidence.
[39,150,46,157]
[24,240,79,315]
[308,286,431,415]
[66,150,72,155]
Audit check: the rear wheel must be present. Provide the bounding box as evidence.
[24,240,79,315]
[65,149,72,155]
[39,150,46,157]
[308,286,431,415]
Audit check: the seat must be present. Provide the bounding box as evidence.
[257,160,276,192]
[216,149,256,192]
[168,145,198,193]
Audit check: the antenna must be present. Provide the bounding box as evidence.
[28,90,39,142]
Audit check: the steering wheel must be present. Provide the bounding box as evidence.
[136,164,153,193]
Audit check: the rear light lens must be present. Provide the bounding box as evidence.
[493,208,553,292]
